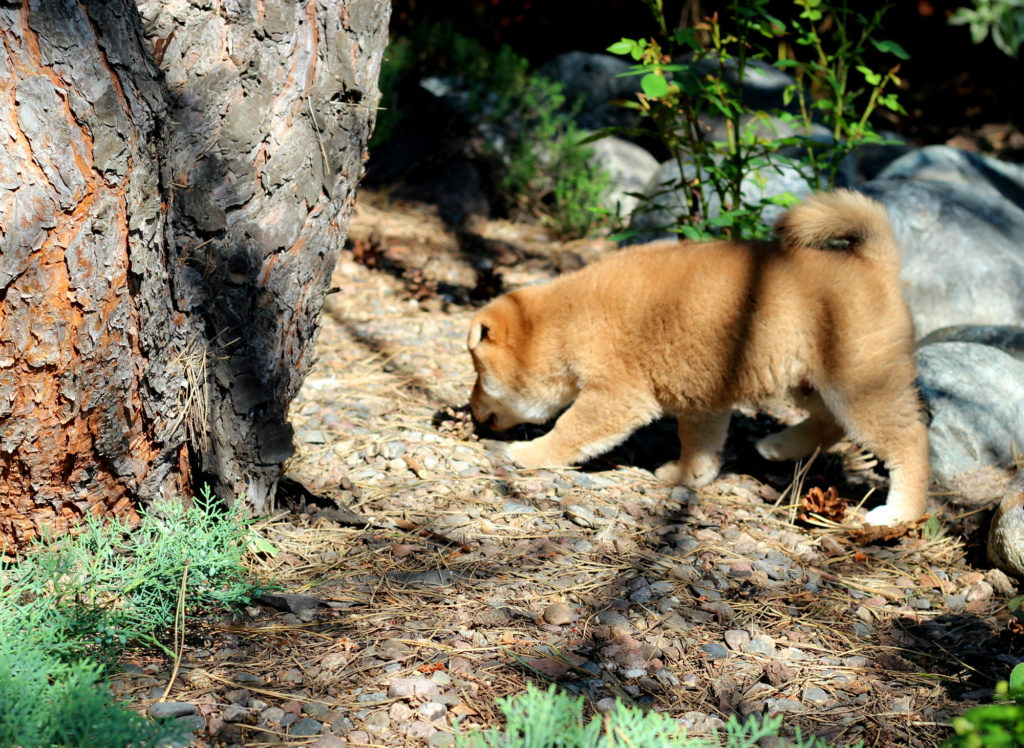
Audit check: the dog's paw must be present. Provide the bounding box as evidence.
[508,440,556,469]
[862,504,912,527]
[655,455,719,488]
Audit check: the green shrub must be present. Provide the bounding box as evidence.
[0,486,261,747]
[604,0,907,241]
[372,22,612,239]
[943,663,1024,747]
[454,683,861,748]
[951,0,1024,58]
[0,638,190,748]
[0,485,262,665]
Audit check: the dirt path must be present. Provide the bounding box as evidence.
[134,193,1019,747]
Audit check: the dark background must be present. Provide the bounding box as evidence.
[388,0,1024,157]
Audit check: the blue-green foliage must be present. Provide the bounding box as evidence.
[0,486,260,748]
[455,683,862,748]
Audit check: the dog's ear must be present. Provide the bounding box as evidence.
[469,309,504,350]
[468,320,490,350]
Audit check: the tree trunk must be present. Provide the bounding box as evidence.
[0,0,389,550]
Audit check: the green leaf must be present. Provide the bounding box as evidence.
[248,534,279,558]
[870,38,911,60]
[1010,663,1024,703]
[607,39,635,56]
[1010,595,1024,622]
[856,65,883,86]
[641,73,669,98]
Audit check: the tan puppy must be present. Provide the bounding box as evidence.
[467,190,929,527]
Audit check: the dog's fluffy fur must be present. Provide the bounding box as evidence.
[468,190,929,526]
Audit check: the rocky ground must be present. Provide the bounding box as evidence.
[125,192,1023,747]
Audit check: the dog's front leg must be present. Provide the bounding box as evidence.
[508,388,661,469]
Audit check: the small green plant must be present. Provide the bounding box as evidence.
[0,638,190,748]
[943,663,1024,747]
[950,0,1024,58]
[455,683,859,748]
[0,486,262,748]
[372,22,612,238]
[605,0,907,241]
[0,485,262,665]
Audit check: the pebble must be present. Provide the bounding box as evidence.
[965,581,994,602]
[701,643,729,660]
[566,504,598,527]
[596,610,630,627]
[419,702,448,721]
[767,697,805,714]
[852,622,873,636]
[261,707,286,725]
[356,692,389,704]
[388,678,441,699]
[945,594,968,613]
[290,717,324,737]
[407,722,438,739]
[747,635,776,654]
[804,687,830,703]
[175,714,205,733]
[542,602,575,625]
[222,704,250,723]
[149,702,196,719]
[724,630,750,650]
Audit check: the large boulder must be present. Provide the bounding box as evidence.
[989,468,1024,577]
[586,136,660,219]
[916,342,1024,499]
[918,325,1024,363]
[858,178,1024,338]
[626,158,815,243]
[875,145,1024,209]
[538,52,643,131]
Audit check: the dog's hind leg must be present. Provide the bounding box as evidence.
[655,411,731,488]
[756,389,845,461]
[820,382,929,526]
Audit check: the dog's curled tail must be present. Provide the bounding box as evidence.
[775,189,898,266]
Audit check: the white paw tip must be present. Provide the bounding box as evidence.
[862,505,905,527]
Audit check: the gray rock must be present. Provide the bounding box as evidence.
[918,325,1024,362]
[303,702,331,718]
[290,717,323,737]
[916,343,1024,491]
[586,136,660,218]
[175,714,206,733]
[596,610,630,627]
[945,594,968,613]
[537,52,643,130]
[803,686,830,703]
[419,702,448,721]
[222,704,250,723]
[258,592,322,614]
[747,635,776,654]
[876,145,1024,210]
[701,642,729,660]
[388,678,440,699]
[859,178,1024,338]
[149,702,197,719]
[627,158,815,243]
[989,468,1024,577]
[724,630,750,650]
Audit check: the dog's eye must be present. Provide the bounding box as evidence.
[479,324,490,341]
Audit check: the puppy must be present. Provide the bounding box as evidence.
[467,190,929,527]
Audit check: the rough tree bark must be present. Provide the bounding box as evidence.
[0,0,389,550]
